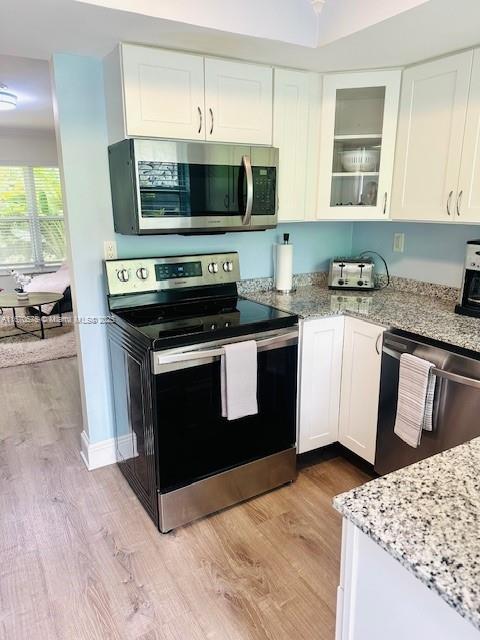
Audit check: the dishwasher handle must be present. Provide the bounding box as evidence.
[383,345,480,391]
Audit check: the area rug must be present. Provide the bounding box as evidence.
[0,310,77,368]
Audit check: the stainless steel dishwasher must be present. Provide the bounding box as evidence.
[375,329,480,476]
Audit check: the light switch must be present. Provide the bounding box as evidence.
[393,233,405,253]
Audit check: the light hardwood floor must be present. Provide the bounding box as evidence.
[0,357,371,640]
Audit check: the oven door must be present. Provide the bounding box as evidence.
[134,140,278,233]
[152,328,297,492]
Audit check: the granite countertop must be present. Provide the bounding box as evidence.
[333,438,480,631]
[242,283,480,353]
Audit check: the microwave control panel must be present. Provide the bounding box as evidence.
[252,167,276,215]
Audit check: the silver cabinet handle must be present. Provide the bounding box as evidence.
[456,190,463,216]
[197,106,202,134]
[383,192,387,215]
[446,190,453,216]
[242,155,254,226]
[209,108,214,135]
[375,332,383,355]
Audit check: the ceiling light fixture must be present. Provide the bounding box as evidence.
[0,84,18,111]
[311,0,326,14]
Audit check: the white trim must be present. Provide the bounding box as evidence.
[80,430,137,471]
[80,430,117,470]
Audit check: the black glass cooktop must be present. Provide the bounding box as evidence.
[114,297,297,350]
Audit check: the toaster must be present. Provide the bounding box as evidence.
[328,257,375,290]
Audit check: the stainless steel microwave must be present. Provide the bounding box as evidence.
[108,139,278,235]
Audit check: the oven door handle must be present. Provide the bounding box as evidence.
[153,329,298,374]
[242,155,254,226]
[383,346,480,390]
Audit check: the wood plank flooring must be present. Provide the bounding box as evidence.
[0,357,372,640]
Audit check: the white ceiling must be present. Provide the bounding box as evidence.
[0,0,479,139]
[0,0,458,71]
[0,55,54,132]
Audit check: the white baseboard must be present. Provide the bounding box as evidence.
[80,430,117,470]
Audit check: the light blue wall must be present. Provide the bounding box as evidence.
[116,222,353,279]
[352,221,478,288]
[52,53,116,445]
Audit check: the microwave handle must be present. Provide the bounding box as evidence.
[242,155,254,226]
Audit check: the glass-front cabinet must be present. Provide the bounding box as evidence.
[317,70,402,220]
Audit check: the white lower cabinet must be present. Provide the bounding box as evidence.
[298,316,384,463]
[338,318,385,464]
[298,317,344,454]
[336,520,480,640]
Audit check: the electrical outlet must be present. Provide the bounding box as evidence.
[104,240,117,260]
[393,233,405,253]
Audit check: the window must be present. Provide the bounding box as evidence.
[0,166,65,269]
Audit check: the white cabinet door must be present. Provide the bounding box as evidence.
[337,520,480,640]
[205,58,273,144]
[121,45,205,140]
[298,317,344,454]
[273,69,322,222]
[391,51,473,221]
[339,318,384,464]
[457,48,480,221]
[317,70,401,221]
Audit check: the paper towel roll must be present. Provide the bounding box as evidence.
[275,243,293,292]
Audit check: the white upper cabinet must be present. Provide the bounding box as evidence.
[317,70,401,220]
[114,45,205,141]
[457,49,480,221]
[204,58,273,145]
[104,44,273,145]
[338,318,384,464]
[391,51,473,221]
[273,69,322,222]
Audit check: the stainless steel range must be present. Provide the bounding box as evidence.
[105,252,298,532]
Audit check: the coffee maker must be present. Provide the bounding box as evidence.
[455,240,480,318]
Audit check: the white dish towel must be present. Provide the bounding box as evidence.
[394,353,437,448]
[221,340,258,421]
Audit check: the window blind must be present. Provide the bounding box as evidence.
[0,166,65,268]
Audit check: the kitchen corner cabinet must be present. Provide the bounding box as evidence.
[273,69,322,222]
[338,318,384,464]
[298,317,344,454]
[317,70,401,220]
[391,50,474,221]
[104,44,273,145]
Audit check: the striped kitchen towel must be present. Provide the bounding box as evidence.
[394,353,437,448]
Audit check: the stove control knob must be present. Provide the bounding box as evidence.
[223,261,233,272]
[338,279,344,286]
[357,280,364,286]
[208,262,218,274]
[117,268,129,283]
[136,267,149,280]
